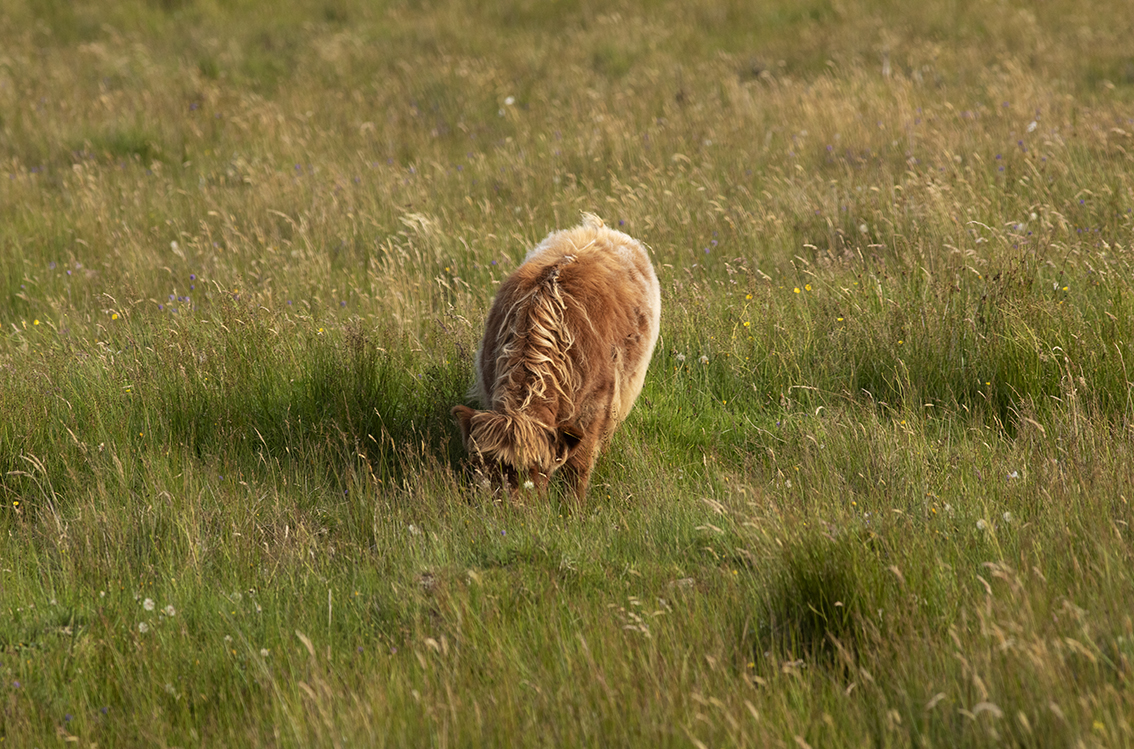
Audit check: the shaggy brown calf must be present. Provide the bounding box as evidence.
[452,214,661,501]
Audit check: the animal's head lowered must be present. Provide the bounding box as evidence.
[451,405,583,497]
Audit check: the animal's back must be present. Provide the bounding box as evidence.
[475,215,660,426]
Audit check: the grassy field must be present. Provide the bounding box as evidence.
[2,0,1134,745]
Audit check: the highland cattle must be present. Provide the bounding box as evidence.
[452,214,661,501]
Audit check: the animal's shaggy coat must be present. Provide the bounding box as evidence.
[452,214,661,500]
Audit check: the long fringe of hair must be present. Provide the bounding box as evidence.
[478,260,583,468]
[465,409,555,470]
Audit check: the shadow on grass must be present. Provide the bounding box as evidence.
[157,319,471,493]
[0,311,475,523]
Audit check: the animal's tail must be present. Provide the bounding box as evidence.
[580,212,605,230]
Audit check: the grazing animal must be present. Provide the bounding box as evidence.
[452,214,661,501]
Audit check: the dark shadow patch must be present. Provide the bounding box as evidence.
[746,529,893,669]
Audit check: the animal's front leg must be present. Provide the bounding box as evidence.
[559,439,598,503]
[528,467,551,495]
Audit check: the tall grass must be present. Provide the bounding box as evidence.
[2,0,1133,745]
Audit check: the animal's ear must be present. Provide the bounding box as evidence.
[554,423,584,464]
[452,405,476,445]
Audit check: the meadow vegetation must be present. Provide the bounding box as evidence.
[2,0,1134,745]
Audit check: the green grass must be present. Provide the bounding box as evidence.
[2,0,1134,745]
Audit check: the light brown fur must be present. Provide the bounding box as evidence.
[453,213,661,501]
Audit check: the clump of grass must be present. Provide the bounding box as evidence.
[754,529,888,664]
[80,126,164,163]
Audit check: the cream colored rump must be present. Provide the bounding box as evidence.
[521,212,657,297]
[472,213,661,420]
[523,213,653,276]
[521,214,661,420]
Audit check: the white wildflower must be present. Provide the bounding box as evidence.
[699,355,709,364]
[163,605,176,617]
[1027,121,1037,133]
[522,480,535,490]
[504,96,515,106]
[138,622,150,633]
[1008,470,1019,479]
[676,353,686,363]
[143,598,155,611]
[1002,511,1013,523]
[976,519,988,531]
[260,648,270,657]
